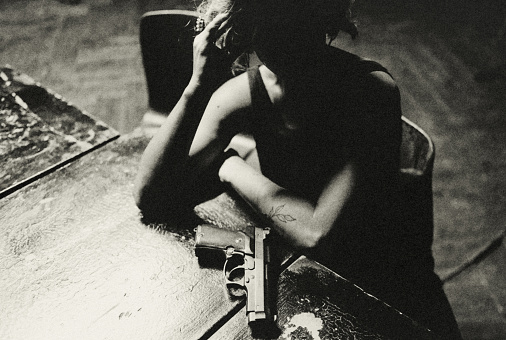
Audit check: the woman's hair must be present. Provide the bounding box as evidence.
[196,0,358,51]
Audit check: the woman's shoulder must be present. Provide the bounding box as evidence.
[361,70,399,103]
[327,46,396,84]
[325,47,399,106]
[208,71,252,115]
[321,48,401,137]
[196,72,253,139]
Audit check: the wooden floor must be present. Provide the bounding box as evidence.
[1,0,505,338]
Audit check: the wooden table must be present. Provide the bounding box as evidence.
[0,66,119,198]
[0,77,437,340]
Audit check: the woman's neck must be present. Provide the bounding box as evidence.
[256,44,330,77]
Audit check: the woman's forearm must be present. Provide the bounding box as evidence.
[133,13,240,213]
[133,86,212,211]
[219,156,327,249]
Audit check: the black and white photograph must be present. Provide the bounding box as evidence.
[1,0,505,339]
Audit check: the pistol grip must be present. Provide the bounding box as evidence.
[195,224,253,256]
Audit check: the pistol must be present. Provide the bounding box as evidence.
[194,224,275,324]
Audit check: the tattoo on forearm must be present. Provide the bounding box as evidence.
[265,204,297,223]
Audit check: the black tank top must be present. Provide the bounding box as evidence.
[246,53,436,286]
[246,55,394,201]
[245,53,459,337]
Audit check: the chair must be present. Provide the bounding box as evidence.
[140,10,198,115]
[400,116,435,177]
[139,10,260,118]
[398,116,436,268]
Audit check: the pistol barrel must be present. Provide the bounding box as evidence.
[246,227,272,323]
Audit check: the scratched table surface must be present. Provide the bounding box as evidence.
[1,120,436,340]
[0,130,239,340]
[0,66,119,198]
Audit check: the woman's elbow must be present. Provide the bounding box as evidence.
[133,178,188,220]
[292,227,327,250]
[132,185,173,220]
[132,176,162,213]
[132,183,149,212]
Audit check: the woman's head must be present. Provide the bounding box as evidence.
[197,0,357,70]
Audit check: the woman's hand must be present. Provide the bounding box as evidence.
[188,13,237,94]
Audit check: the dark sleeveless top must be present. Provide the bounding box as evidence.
[246,49,434,287]
[246,50,400,199]
[245,49,461,338]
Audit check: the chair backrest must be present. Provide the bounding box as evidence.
[140,10,198,114]
[400,116,435,176]
[398,116,436,267]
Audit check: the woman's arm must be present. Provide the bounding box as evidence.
[133,14,248,217]
[133,88,216,215]
[218,71,401,249]
[218,155,356,249]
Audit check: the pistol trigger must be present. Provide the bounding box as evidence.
[225,271,245,285]
[223,262,246,280]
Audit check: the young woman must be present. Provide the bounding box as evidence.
[134,0,462,337]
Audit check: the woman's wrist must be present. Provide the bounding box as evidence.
[218,155,245,184]
[184,73,220,98]
[183,81,208,99]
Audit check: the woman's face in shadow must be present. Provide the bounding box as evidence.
[253,14,325,74]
